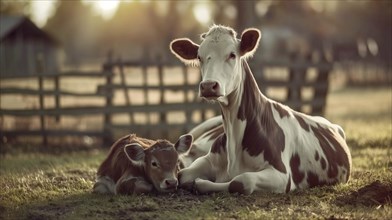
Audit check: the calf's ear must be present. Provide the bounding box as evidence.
[124,143,145,163]
[240,28,261,58]
[174,134,193,154]
[170,38,199,65]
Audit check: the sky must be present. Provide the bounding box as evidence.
[29,0,212,27]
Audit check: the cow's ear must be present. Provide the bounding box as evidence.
[239,28,261,58]
[174,134,193,154]
[124,143,145,162]
[170,38,199,65]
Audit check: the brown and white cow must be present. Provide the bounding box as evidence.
[170,25,352,194]
[93,134,193,195]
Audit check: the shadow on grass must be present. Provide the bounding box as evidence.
[8,180,392,220]
[336,180,392,207]
[19,189,297,219]
[20,190,234,220]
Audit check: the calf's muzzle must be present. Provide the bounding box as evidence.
[165,179,178,188]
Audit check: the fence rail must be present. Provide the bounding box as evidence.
[0,55,332,147]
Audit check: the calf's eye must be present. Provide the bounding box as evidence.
[151,161,159,168]
[229,52,236,59]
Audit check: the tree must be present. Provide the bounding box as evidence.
[101,1,202,61]
[333,1,391,63]
[0,1,30,16]
[44,0,104,66]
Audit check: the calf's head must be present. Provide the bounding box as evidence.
[178,143,205,169]
[124,134,193,192]
[170,25,261,105]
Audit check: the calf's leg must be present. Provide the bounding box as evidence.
[116,175,153,195]
[93,176,116,194]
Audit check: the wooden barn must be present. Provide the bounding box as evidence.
[0,15,60,76]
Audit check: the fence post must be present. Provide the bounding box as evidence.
[183,66,192,133]
[118,57,134,124]
[157,55,167,138]
[142,59,151,137]
[54,75,60,122]
[103,51,114,146]
[313,54,331,115]
[36,55,47,147]
[287,53,307,112]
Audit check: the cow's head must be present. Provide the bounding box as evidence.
[170,25,261,105]
[124,134,193,192]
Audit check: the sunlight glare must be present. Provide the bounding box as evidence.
[193,3,211,25]
[367,38,378,56]
[90,0,120,20]
[30,0,56,27]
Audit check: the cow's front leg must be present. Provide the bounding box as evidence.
[195,168,290,195]
[193,178,229,193]
[178,155,214,190]
[116,175,153,195]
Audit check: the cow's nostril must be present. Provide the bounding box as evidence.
[212,82,218,90]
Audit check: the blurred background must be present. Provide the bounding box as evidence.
[0,0,391,150]
[1,0,391,70]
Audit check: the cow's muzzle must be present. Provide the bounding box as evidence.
[199,80,222,98]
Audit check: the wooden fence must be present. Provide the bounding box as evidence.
[0,55,332,147]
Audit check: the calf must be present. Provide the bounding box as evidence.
[170,25,352,194]
[93,134,193,195]
[179,116,224,168]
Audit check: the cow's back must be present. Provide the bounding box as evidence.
[275,109,352,189]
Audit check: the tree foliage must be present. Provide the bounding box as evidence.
[44,0,104,65]
[4,0,390,65]
[332,1,392,61]
[0,1,30,16]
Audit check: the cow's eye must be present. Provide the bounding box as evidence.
[229,52,236,59]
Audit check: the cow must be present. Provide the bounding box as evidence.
[179,116,224,169]
[93,134,193,195]
[170,25,352,194]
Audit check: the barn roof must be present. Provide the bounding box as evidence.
[0,16,24,39]
[0,15,58,44]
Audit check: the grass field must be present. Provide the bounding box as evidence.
[0,87,391,219]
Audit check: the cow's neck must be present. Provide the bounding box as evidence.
[220,60,287,174]
[220,60,269,132]
[218,60,270,173]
